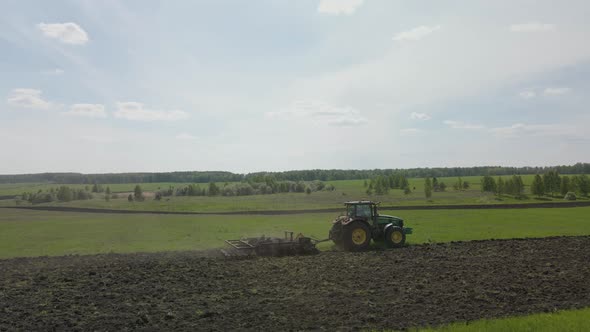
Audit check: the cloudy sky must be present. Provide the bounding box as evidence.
[1,0,589,174]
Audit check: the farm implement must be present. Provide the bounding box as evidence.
[222,231,326,257]
[223,200,412,256]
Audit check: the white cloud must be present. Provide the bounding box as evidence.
[519,90,536,99]
[114,102,189,121]
[400,128,423,137]
[510,23,555,32]
[38,22,89,45]
[443,120,484,130]
[410,112,431,121]
[317,0,364,15]
[81,135,116,143]
[7,89,54,110]
[62,104,107,118]
[490,123,575,138]
[176,133,198,140]
[42,68,64,75]
[393,25,441,42]
[267,100,368,127]
[327,115,368,127]
[544,87,571,96]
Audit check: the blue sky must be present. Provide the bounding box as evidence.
[1,0,589,174]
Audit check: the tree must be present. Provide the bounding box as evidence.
[438,182,447,192]
[404,186,411,195]
[573,174,590,197]
[305,187,312,195]
[511,175,525,198]
[208,182,220,196]
[496,177,505,197]
[543,170,560,197]
[105,186,111,202]
[462,181,470,190]
[134,185,144,201]
[92,183,99,193]
[400,176,409,189]
[531,174,545,197]
[432,177,439,191]
[481,176,497,193]
[424,177,433,199]
[457,177,463,191]
[56,186,73,202]
[374,176,389,195]
[560,176,571,196]
[127,194,134,202]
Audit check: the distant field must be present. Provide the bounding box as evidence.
[1,206,589,258]
[1,176,587,213]
[0,182,185,196]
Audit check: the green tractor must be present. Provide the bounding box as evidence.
[329,201,412,251]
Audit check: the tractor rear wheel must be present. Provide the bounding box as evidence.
[342,221,371,251]
[385,226,406,248]
[330,223,342,246]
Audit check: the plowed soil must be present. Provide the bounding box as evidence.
[1,236,589,331]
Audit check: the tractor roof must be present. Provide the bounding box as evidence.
[344,201,379,205]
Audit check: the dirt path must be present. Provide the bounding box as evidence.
[2,200,590,216]
[1,236,589,331]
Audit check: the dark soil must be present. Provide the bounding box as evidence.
[1,236,589,331]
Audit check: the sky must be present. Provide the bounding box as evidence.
[1,0,589,174]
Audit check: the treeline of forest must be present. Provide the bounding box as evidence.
[2,163,589,184]
[480,172,590,199]
[16,180,334,204]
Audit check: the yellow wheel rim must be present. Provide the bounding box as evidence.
[351,228,367,245]
[391,231,403,244]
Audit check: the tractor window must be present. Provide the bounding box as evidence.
[356,205,372,218]
[347,205,355,217]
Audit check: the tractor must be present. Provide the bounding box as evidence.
[329,201,412,251]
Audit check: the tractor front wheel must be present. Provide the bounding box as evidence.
[385,226,406,248]
[342,222,371,251]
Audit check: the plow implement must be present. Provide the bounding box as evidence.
[222,231,328,257]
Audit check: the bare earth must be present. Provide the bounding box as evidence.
[1,236,589,331]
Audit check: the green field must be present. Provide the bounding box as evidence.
[414,307,590,332]
[1,175,587,213]
[1,206,589,259]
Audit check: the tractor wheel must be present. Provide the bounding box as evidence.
[385,226,406,248]
[330,224,343,246]
[342,222,371,251]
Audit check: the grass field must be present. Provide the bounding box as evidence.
[413,307,590,332]
[1,175,587,213]
[1,206,589,259]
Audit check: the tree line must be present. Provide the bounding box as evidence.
[423,177,470,199]
[19,186,99,204]
[481,172,589,199]
[2,163,589,184]
[172,180,332,197]
[364,174,410,195]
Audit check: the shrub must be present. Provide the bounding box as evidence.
[564,192,577,201]
[134,185,144,201]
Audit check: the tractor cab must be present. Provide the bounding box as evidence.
[345,201,379,223]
